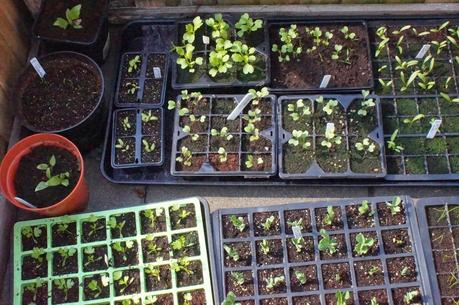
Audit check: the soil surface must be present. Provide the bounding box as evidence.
[52,248,78,275]
[358,289,388,305]
[316,206,344,231]
[271,23,372,89]
[382,229,412,254]
[350,232,379,257]
[377,201,406,226]
[115,137,136,165]
[287,236,315,263]
[293,295,321,305]
[21,225,47,251]
[116,110,136,137]
[225,270,254,297]
[319,233,347,260]
[170,204,196,230]
[114,269,140,296]
[52,222,77,247]
[209,153,239,171]
[178,289,206,305]
[346,204,375,229]
[325,292,354,305]
[14,146,79,208]
[387,256,417,283]
[172,231,200,257]
[22,254,47,280]
[290,265,318,292]
[111,240,139,267]
[82,245,108,272]
[392,287,421,305]
[140,208,167,234]
[254,212,281,236]
[142,109,161,135]
[110,213,137,238]
[258,268,286,295]
[224,242,252,267]
[146,54,166,78]
[82,217,106,243]
[256,239,284,265]
[83,274,109,300]
[35,0,106,43]
[322,262,351,289]
[176,260,203,287]
[176,155,206,172]
[142,236,170,263]
[52,277,79,304]
[141,136,161,163]
[121,54,142,78]
[354,259,385,286]
[20,54,101,131]
[143,79,162,104]
[21,282,48,305]
[285,209,312,233]
[222,214,250,238]
[145,264,172,291]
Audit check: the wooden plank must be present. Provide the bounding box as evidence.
[22,0,41,17]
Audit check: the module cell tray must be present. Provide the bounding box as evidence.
[13,197,217,305]
[212,196,432,305]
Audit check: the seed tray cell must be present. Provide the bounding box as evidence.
[212,196,432,305]
[13,197,217,305]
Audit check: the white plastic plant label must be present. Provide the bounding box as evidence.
[426,119,442,139]
[416,44,431,59]
[153,67,161,79]
[319,74,332,88]
[30,57,46,78]
[227,93,254,121]
[326,122,335,134]
[202,35,210,45]
[292,226,302,239]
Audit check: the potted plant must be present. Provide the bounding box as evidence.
[15,51,105,151]
[33,0,110,63]
[0,133,88,216]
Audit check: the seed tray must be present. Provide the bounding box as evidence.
[114,51,169,108]
[277,94,386,179]
[171,16,270,89]
[170,94,277,177]
[212,196,433,305]
[111,107,164,169]
[416,196,459,305]
[13,197,217,305]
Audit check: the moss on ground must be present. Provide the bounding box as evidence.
[396,98,418,115]
[447,137,459,154]
[424,137,447,154]
[404,157,426,175]
[427,156,449,174]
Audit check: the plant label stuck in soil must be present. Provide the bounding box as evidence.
[202,35,210,45]
[292,225,302,238]
[153,67,162,79]
[319,75,332,88]
[29,58,46,78]
[227,93,255,121]
[426,119,442,139]
[415,44,431,59]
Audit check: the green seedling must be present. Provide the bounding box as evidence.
[288,98,311,121]
[291,237,305,253]
[341,26,357,40]
[182,16,203,44]
[321,123,342,149]
[358,90,376,116]
[221,292,241,305]
[403,114,425,126]
[141,110,158,123]
[30,247,47,268]
[248,87,269,105]
[145,265,161,281]
[331,44,344,61]
[335,291,351,305]
[440,92,459,103]
[403,290,420,304]
[125,82,139,95]
[243,108,262,125]
[272,24,302,62]
[108,216,126,237]
[171,257,193,275]
[113,270,135,294]
[265,275,285,290]
[358,200,370,216]
[231,40,257,74]
[115,139,130,153]
[218,147,228,163]
[323,206,335,226]
[224,245,240,262]
[128,55,141,74]
[23,279,45,304]
[354,233,375,255]
[288,130,311,150]
[53,4,82,30]
[387,196,402,215]
[144,235,163,256]
[244,123,260,142]
[143,208,163,228]
[294,270,308,285]
[262,215,275,231]
[142,139,156,153]
[371,297,379,305]
[171,234,195,251]
[176,146,192,167]
[448,271,459,289]
[375,26,389,58]
[260,240,270,255]
[387,129,404,153]
[87,275,109,298]
[83,247,104,268]
[57,248,77,267]
[305,26,334,61]
[287,218,303,230]
[378,78,394,92]
[121,297,141,305]
[209,38,233,77]
[318,229,337,255]
[171,204,192,224]
[121,117,131,131]
[112,240,134,261]
[174,44,204,73]
[35,155,70,192]
[205,14,230,39]
[231,272,245,285]
[229,215,246,232]
[245,155,263,169]
[355,138,376,155]
[401,266,410,277]
[322,98,339,116]
[22,226,42,244]
[145,296,158,305]
[53,278,75,302]
[56,221,72,235]
[235,13,263,37]
[368,266,380,276]
[211,127,234,141]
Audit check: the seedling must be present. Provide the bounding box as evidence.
[121,117,131,131]
[57,248,77,267]
[403,290,420,304]
[386,196,402,215]
[174,44,204,73]
[355,138,376,155]
[53,278,75,301]
[141,110,159,123]
[35,155,70,192]
[358,200,372,217]
[209,38,233,77]
[318,229,337,255]
[83,246,104,267]
[341,26,357,40]
[125,82,139,95]
[262,215,275,231]
[171,257,193,275]
[331,44,344,61]
[248,87,269,105]
[31,247,46,264]
[321,98,339,116]
[221,292,241,305]
[231,271,245,285]
[321,123,342,149]
[231,41,257,74]
[205,14,230,39]
[211,127,234,141]
[244,123,260,142]
[224,245,240,262]
[375,26,389,58]
[112,240,134,261]
[387,129,404,153]
[260,240,270,255]
[229,215,246,232]
[144,235,163,255]
[115,139,130,153]
[171,234,195,251]
[291,237,305,253]
[23,279,45,304]
[171,204,192,225]
[176,146,192,167]
[56,221,72,235]
[182,16,203,44]
[368,266,380,276]
[145,265,161,281]
[335,290,350,305]
[358,90,376,116]
[22,226,42,244]
[235,13,263,37]
[448,271,459,289]
[371,297,379,305]
[272,24,302,62]
[265,275,285,290]
[218,147,228,163]
[378,79,394,92]
[128,55,141,74]
[323,206,335,226]
[245,155,263,169]
[87,275,109,298]
[288,130,311,150]
[401,266,410,277]
[305,26,334,61]
[287,99,312,121]
[142,139,156,153]
[53,4,82,30]
[189,114,206,123]
[113,270,135,294]
[403,114,425,126]
[142,208,163,228]
[242,108,262,125]
[183,294,193,305]
[287,218,303,230]
[108,216,126,237]
[440,92,459,103]
[294,270,308,285]
[354,233,375,255]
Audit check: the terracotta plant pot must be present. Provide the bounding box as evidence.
[0,134,88,216]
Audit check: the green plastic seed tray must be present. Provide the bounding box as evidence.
[13,197,216,305]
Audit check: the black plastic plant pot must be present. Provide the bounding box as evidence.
[416,197,459,305]
[171,94,277,178]
[268,21,374,93]
[277,94,386,179]
[381,96,459,180]
[115,52,169,108]
[15,51,106,152]
[212,196,433,305]
[32,0,110,64]
[111,107,164,169]
[171,16,270,89]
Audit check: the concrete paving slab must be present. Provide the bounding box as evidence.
[368,186,459,199]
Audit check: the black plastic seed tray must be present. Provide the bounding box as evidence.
[171,15,270,89]
[170,94,277,177]
[212,196,432,305]
[416,196,459,305]
[111,107,164,168]
[114,51,169,107]
[277,94,386,179]
[268,20,374,93]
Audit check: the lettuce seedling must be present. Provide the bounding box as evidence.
[231,41,257,74]
[209,38,233,77]
[35,155,70,192]
[176,146,192,167]
[53,4,82,30]
[54,279,75,301]
[288,130,311,150]
[235,13,263,37]
[245,155,263,169]
[272,24,302,62]
[142,139,156,153]
[205,14,230,39]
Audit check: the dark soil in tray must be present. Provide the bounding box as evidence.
[52,277,79,304]
[172,231,200,257]
[140,208,167,234]
[81,217,106,243]
[119,79,140,103]
[14,146,79,208]
[254,212,281,236]
[350,232,379,257]
[21,282,48,305]
[178,289,206,305]
[114,137,136,164]
[149,294,173,305]
[354,259,385,286]
[270,23,372,90]
[114,269,141,296]
[142,109,161,135]
[358,289,388,305]
[111,240,139,267]
[21,225,47,251]
[256,239,284,265]
[325,292,354,305]
[116,110,136,137]
[224,241,252,267]
[20,54,101,131]
[345,202,375,229]
[392,287,421,305]
[170,204,197,230]
[225,270,254,297]
[176,155,206,172]
[258,268,287,295]
[109,213,137,238]
[322,262,352,289]
[377,201,406,226]
[223,214,250,238]
[290,265,318,292]
[209,153,239,171]
[52,248,78,275]
[145,264,172,291]
[142,235,170,263]
[82,245,108,272]
[293,295,321,305]
[121,54,142,78]
[83,274,109,300]
[143,79,162,103]
[22,254,48,280]
[176,260,203,287]
[52,221,77,247]
[382,229,412,254]
[146,54,166,78]
[319,233,347,260]
[141,135,161,163]
[260,298,288,305]
[387,256,417,283]
[34,0,106,43]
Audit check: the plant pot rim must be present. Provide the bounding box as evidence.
[0,133,85,212]
[15,51,105,134]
